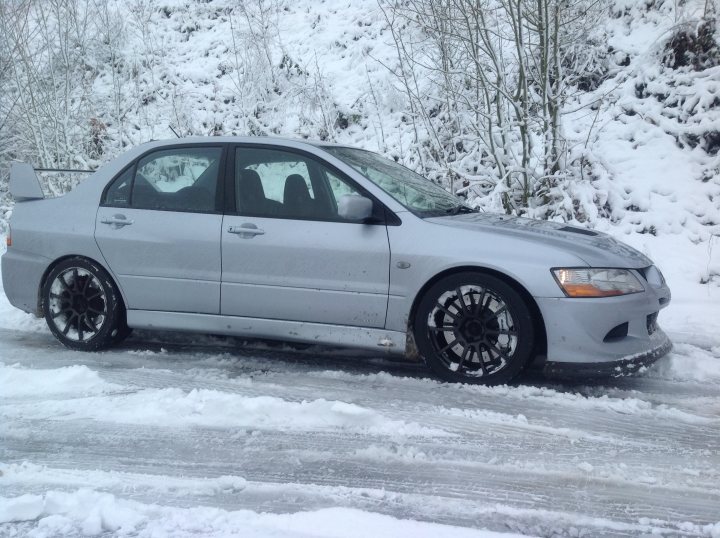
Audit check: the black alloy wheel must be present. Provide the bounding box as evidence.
[414,272,535,384]
[43,257,130,350]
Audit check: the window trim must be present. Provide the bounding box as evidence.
[101,143,228,215]
[226,143,401,226]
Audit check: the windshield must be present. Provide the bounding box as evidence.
[323,147,471,216]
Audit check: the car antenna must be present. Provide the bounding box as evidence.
[169,125,181,138]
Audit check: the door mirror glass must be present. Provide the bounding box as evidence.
[337,195,373,221]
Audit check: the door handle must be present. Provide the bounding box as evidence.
[228,223,265,238]
[101,215,134,227]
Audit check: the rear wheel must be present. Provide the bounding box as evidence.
[42,258,130,351]
[414,272,535,385]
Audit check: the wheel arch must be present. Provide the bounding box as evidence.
[37,254,127,315]
[408,265,547,363]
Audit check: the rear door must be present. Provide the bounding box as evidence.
[95,145,225,314]
[221,145,391,327]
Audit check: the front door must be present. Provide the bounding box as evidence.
[221,146,391,327]
[95,145,225,314]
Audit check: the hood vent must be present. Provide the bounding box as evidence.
[558,226,598,237]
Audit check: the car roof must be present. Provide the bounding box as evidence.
[139,136,352,150]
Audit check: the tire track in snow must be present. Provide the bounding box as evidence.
[1,327,719,536]
[2,423,719,536]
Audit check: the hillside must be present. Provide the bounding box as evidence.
[0,0,719,319]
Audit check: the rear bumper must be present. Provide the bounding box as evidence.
[543,328,672,378]
[1,248,49,315]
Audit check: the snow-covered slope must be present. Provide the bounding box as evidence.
[2,0,719,270]
[88,0,404,152]
[565,1,720,241]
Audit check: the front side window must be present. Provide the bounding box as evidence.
[245,160,314,204]
[104,147,222,213]
[234,147,365,221]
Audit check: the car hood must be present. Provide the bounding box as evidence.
[425,213,652,269]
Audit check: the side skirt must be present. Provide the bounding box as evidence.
[126,310,408,355]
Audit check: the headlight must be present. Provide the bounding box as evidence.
[552,268,644,298]
[643,265,665,288]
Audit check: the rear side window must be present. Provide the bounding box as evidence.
[103,147,222,213]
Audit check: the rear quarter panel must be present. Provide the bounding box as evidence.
[3,191,107,312]
[2,146,154,312]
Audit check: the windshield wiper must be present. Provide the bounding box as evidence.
[445,205,477,215]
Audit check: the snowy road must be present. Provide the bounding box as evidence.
[1,324,719,537]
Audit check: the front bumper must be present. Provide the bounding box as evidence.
[544,328,672,378]
[535,277,671,371]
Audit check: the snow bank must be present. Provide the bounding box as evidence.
[2,387,446,436]
[0,489,528,538]
[1,461,249,498]
[648,342,720,383]
[0,363,120,398]
[1,488,717,537]
[319,368,718,423]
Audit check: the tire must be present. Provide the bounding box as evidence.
[413,272,535,385]
[42,257,130,351]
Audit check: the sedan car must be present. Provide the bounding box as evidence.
[2,137,672,384]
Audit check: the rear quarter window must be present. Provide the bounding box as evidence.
[103,166,132,207]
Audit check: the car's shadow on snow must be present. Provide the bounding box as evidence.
[2,325,671,396]
[113,329,667,396]
[120,329,434,378]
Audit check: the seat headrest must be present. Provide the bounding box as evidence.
[284,174,311,202]
[239,169,266,202]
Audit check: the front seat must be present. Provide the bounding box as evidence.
[237,169,269,214]
[283,174,315,218]
[174,185,214,212]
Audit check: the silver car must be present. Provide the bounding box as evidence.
[2,137,672,384]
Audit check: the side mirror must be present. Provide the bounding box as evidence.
[338,194,373,221]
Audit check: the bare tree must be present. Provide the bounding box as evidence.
[0,0,97,170]
[378,0,604,218]
[227,0,285,136]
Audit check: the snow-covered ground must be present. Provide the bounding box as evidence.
[1,236,719,538]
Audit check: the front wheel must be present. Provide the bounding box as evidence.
[42,258,130,351]
[413,272,535,385]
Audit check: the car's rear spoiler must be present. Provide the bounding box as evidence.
[9,163,94,201]
[9,162,45,201]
